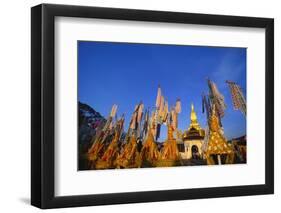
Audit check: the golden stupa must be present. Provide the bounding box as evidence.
[183,103,205,139]
[205,106,234,165]
[190,104,200,130]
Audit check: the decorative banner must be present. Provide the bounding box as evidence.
[155,86,162,109]
[226,80,247,116]
[110,104,118,117]
[207,79,226,118]
[202,93,211,121]
[175,99,181,114]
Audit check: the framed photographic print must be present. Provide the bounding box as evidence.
[31,4,274,209]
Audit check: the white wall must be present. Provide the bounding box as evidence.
[0,0,279,212]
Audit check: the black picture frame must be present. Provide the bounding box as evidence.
[31,3,274,209]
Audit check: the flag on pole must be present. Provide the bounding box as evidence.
[110,104,118,117]
[202,93,211,120]
[137,103,144,123]
[175,99,181,114]
[155,86,161,108]
[226,80,246,116]
[207,79,226,118]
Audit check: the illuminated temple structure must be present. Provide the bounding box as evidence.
[178,104,205,160]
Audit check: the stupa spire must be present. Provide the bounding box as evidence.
[191,103,197,122]
[189,103,200,130]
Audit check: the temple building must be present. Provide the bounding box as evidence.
[178,104,205,159]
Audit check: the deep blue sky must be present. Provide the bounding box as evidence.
[78,41,246,141]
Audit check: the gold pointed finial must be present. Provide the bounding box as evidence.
[190,103,197,123]
[188,103,201,131]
